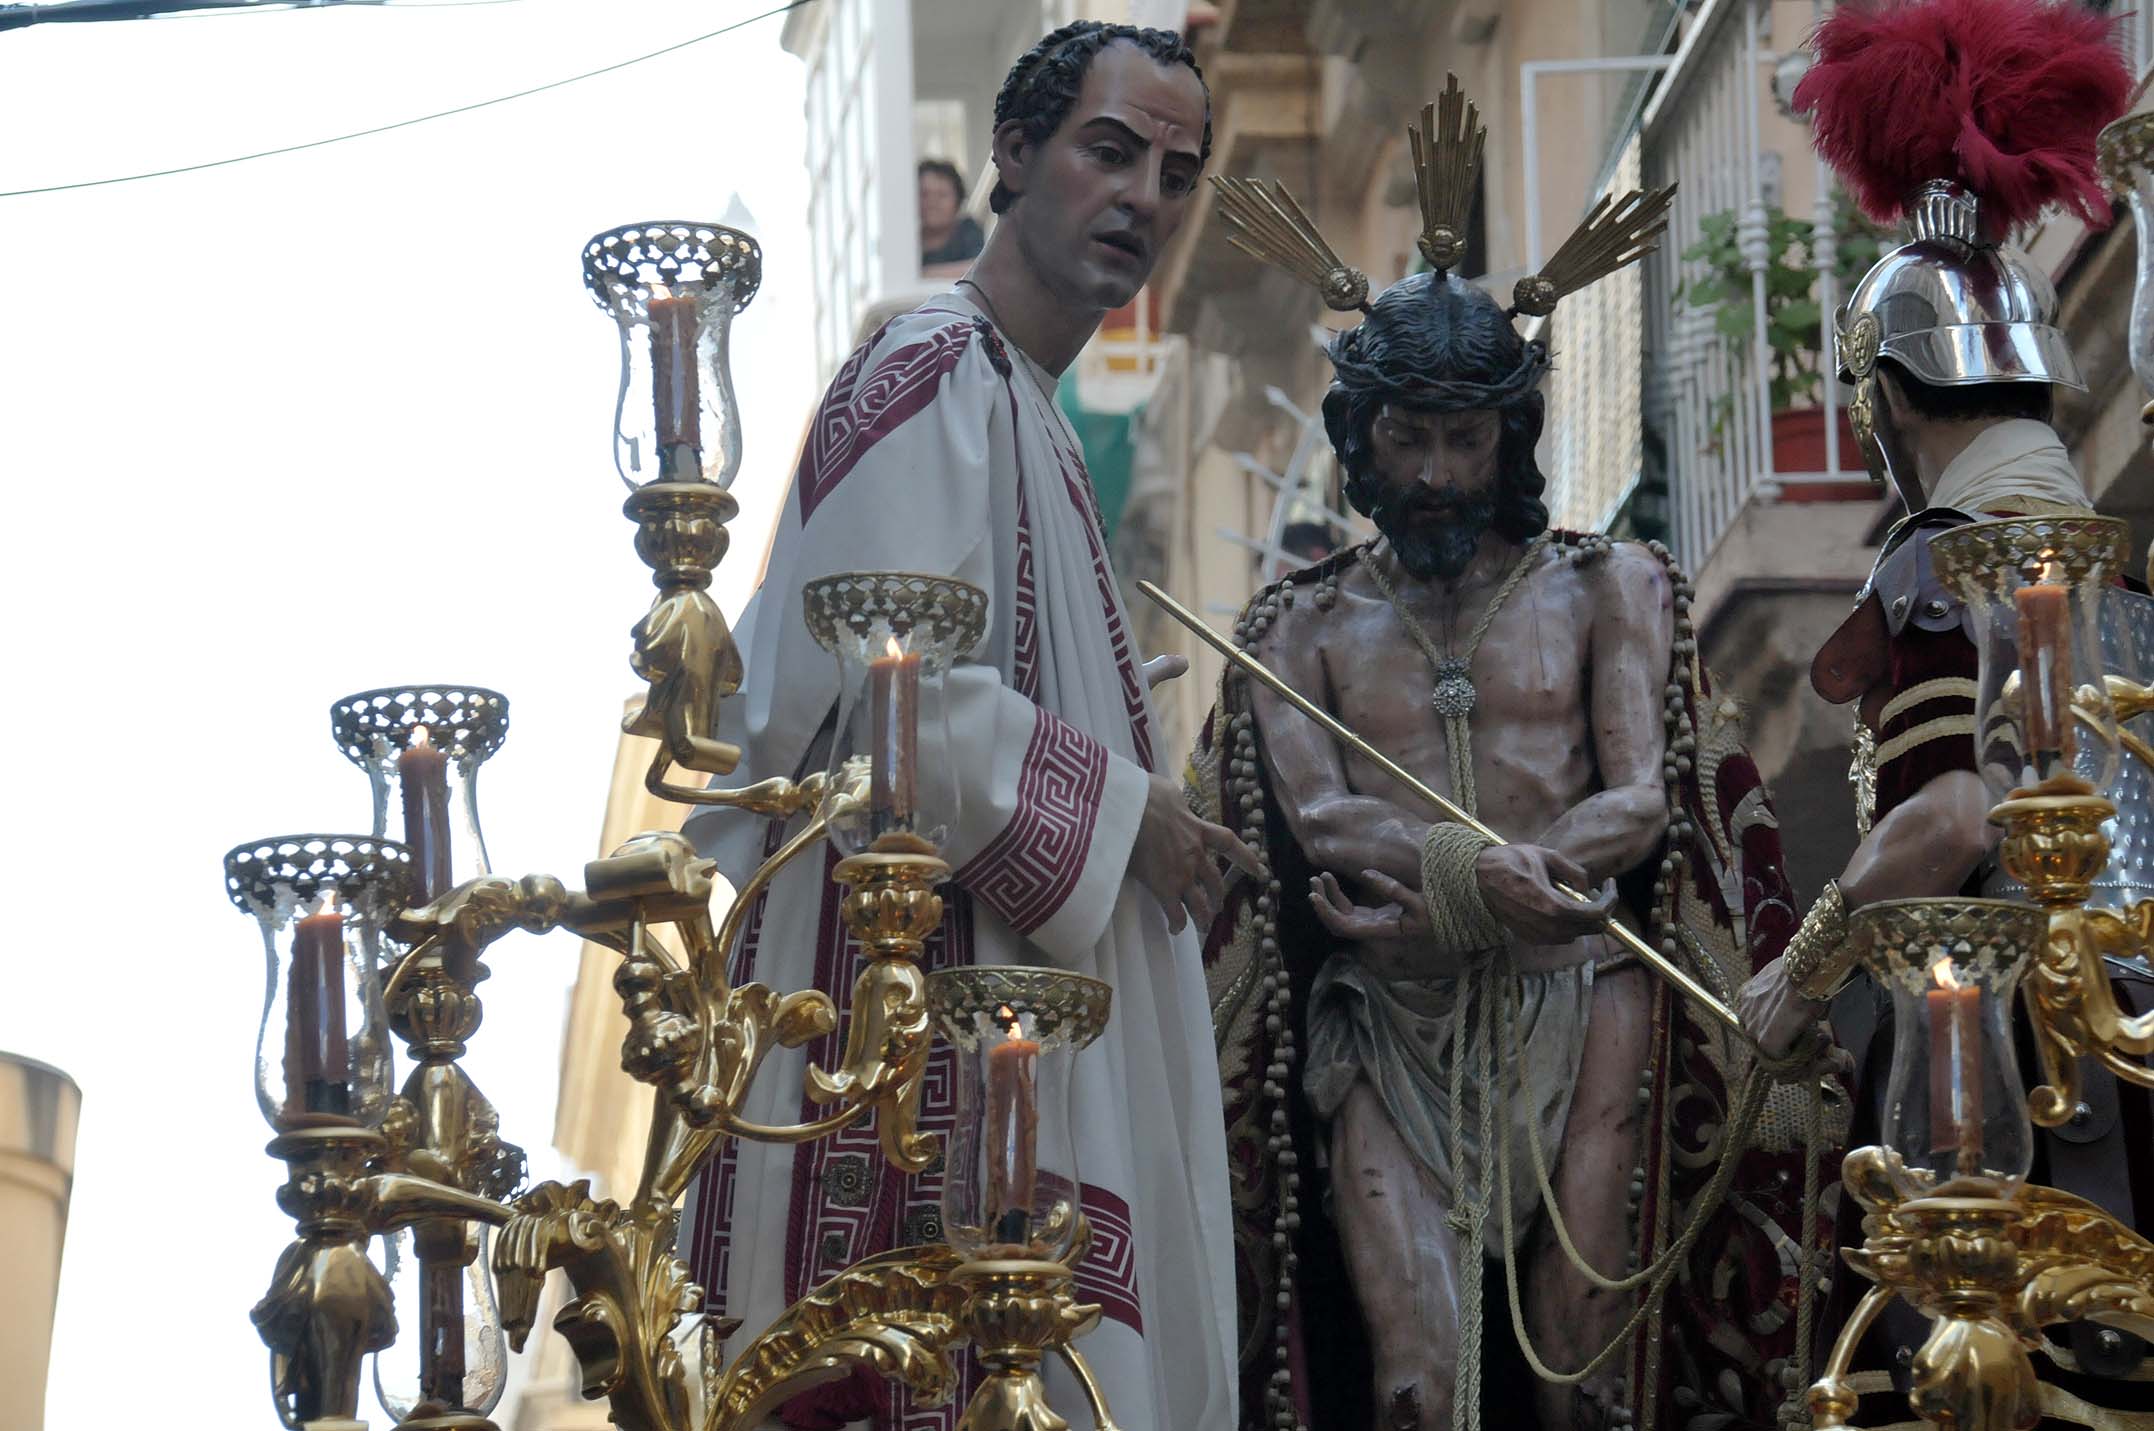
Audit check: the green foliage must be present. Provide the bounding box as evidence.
[1678,194,1892,443]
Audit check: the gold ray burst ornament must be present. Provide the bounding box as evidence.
[1210,72,1677,327]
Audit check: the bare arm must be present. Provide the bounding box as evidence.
[1738,767,1997,1054]
[1534,545,1674,881]
[1839,767,1997,904]
[1247,604,1431,891]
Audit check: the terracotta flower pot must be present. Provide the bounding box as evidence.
[1771,404,1860,474]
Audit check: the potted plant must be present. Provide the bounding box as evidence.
[1679,194,1889,472]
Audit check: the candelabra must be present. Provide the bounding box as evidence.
[227,220,1116,1431]
[1807,515,2154,1429]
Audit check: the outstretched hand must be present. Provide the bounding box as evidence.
[1130,772,1263,935]
[1473,843,1616,945]
[1308,869,1431,942]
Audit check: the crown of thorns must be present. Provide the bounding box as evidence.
[1211,74,1676,324]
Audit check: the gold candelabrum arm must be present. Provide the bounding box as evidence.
[703,1223,1119,1431]
[468,831,1106,1431]
[1812,1147,2154,1430]
[1991,776,2154,1128]
[617,477,832,822]
[258,439,1094,1430]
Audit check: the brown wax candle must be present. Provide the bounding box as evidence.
[868,639,921,834]
[985,1012,1040,1225]
[648,288,702,456]
[2015,563,2075,772]
[399,725,453,903]
[288,898,351,1118]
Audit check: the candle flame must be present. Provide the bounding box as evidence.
[649,281,672,301]
[411,724,433,751]
[885,635,904,659]
[1932,957,1962,992]
[996,1004,1022,1039]
[2039,557,2067,585]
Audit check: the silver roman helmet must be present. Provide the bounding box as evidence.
[1834,180,2084,494]
[1836,179,2083,395]
[1793,0,2131,492]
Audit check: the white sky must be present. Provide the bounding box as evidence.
[0,3,815,1425]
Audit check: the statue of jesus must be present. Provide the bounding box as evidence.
[1191,83,1831,1431]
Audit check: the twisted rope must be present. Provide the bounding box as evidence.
[1492,970,1774,1387]
[1421,822,1506,957]
[1361,537,1544,818]
[1451,961,1500,1431]
[1785,1083,1828,1428]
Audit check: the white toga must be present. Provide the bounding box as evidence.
[679,293,1237,1430]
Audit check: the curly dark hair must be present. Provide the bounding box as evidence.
[989,21,1212,215]
[1321,273,1550,545]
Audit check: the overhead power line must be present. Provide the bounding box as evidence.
[154,0,531,17]
[1,0,420,29]
[0,0,813,198]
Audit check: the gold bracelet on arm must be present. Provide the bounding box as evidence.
[1781,879,1854,1001]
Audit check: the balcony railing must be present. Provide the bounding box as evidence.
[1537,0,1876,569]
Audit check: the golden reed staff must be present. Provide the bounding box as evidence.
[1138,579,1749,1040]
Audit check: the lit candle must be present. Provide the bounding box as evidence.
[648,283,702,479]
[1926,959,1984,1178]
[285,894,351,1120]
[399,724,453,903]
[2014,558,2075,778]
[985,1008,1040,1238]
[868,636,921,836]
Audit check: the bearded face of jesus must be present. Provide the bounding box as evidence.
[1353,404,1503,581]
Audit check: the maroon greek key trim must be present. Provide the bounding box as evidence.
[953,709,1107,935]
[797,320,973,525]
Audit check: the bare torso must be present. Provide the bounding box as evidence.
[1253,538,1673,977]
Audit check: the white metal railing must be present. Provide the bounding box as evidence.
[1637,0,1860,570]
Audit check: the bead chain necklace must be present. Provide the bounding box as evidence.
[1361,537,1547,720]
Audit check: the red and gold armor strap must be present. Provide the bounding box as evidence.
[1872,625,1978,820]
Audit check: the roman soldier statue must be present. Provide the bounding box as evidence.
[1733,0,2154,1421]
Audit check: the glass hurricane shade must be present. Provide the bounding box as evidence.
[373,1223,508,1419]
[331,686,508,906]
[224,836,409,1133]
[2099,113,2154,404]
[582,221,762,490]
[928,967,1112,1263]
[805,574,989,857]
[1851,899,2041,1200]
[1929,516,2127,803]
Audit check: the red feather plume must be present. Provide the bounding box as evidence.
[1792,0,2132,231]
